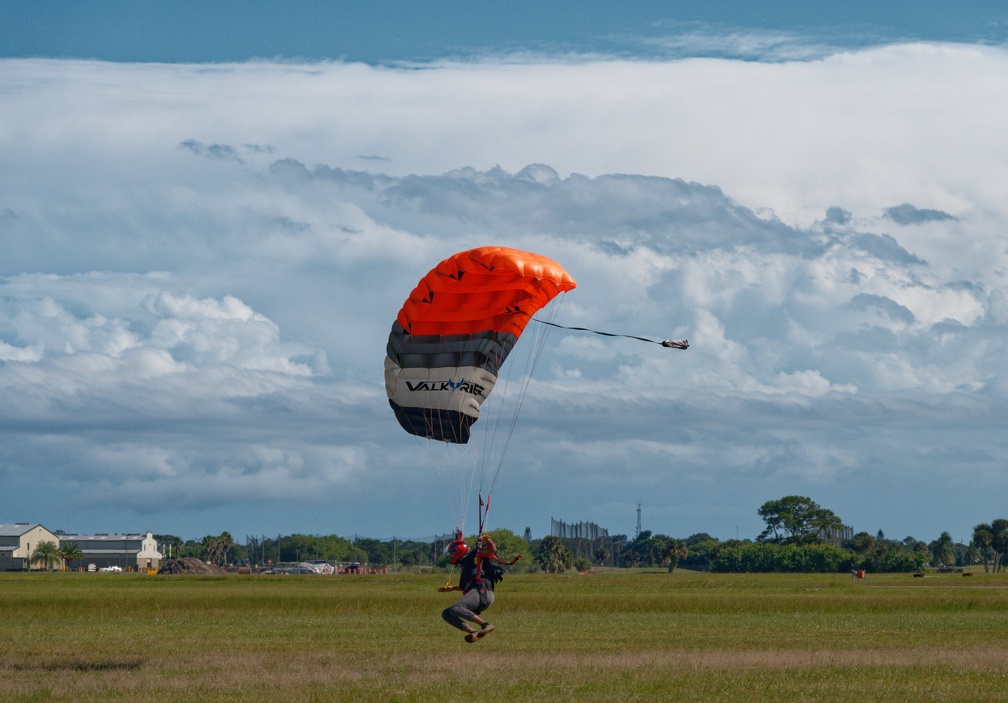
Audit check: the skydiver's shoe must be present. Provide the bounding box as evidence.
[464,632,479,643]
[476,623,494,639]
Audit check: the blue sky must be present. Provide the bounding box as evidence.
[2,3,1008,546]
[5,1,1007,63]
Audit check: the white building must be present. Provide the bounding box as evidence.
[0,523,61,571]
[0,524,163,571]
[59,531,164,571]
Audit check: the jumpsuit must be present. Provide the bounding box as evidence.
[441,552,503,630]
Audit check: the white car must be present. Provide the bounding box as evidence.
[99,565,123,572]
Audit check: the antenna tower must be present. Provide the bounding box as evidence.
[635,503,641,539]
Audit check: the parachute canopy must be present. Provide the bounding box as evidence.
[385,246,577,445]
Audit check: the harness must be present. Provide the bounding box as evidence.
[470,493,521,585]
[449,492,521,595]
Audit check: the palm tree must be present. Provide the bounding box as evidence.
[663,539,689,573]
[929,531,955,568]
[973,524,993,573]
[216,532,235,566]
[991,519,1008,573]
[594,546,611,567]
[201,535,220,565]
[535,536,573,573]
[30,540,62,571]
[60,541,85,571]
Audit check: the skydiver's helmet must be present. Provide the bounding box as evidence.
[446,539,470,565]
[476,533,496,557]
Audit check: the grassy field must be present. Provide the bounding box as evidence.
[2,569,1008,702]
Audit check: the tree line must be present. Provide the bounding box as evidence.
[147,496,1008,575]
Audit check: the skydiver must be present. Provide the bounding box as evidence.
[439,532,521,643]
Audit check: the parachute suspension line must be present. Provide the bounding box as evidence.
[472,328,513,533]
[451,333,482,533]
[417,327,487,533]
[531,318,689,349]
[414,433,465,533]
[434,325,502,536]
[478,492,490,535]
[465,291,570,534]
[483,290,570,505]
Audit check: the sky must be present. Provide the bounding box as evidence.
[2,3,1008,545]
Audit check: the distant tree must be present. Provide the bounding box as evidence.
[965,541,981,567]
[308,534,357,562]
[352,537,388,565]
[280,534,326,563]
[973,524,993,573]
[155,534,184,559]
[228,541,247,565]
[609,534,629,566]
[217,532,235,565]
[680,533,721,571]
[685,533,716,545]
[843,532,877,554]
[953,540,975,568]
[662,539,688,573]
[198,533,235,565]
[620,550,641,568]
[483,529,530,573]
[847,533,928,574]
[929,531,955,567]
[990,519,1008,573]
[203,535,219,565]
[59,541,84,571]
[594,546,610,566]
[391,539,432,568]
[621,530,672,567]
[30,540,62,571]
[757,495,844,544]
[646,534,670,566]
[710,541,853,573]
[534,536,573,573]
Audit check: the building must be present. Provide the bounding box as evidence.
[59,531,163,571]
[0,523,61,571]
[0,524,163,572]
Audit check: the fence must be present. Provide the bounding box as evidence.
[550,517,616,567]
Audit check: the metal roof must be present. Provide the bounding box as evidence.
[0,523,40,537]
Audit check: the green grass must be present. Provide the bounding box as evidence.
[3,570,1008,702]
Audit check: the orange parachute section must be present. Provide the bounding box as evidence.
[396,246,577,339]
[386,246,576,447]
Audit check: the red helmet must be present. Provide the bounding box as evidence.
[446,539,470,565]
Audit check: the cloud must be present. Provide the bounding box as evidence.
[1,46,1007,540]
[848,293,915,325]
[639,25,845,62]
[0,274,331,421]
[884,202,958,225]
[178,139,245,163]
